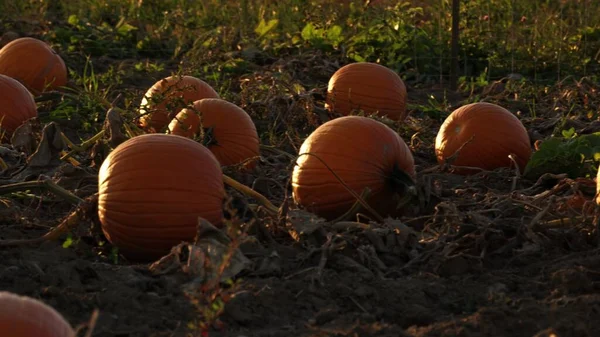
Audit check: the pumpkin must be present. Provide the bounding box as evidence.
[325,62,408,121]
[0,74,37,141]
[435,102,532,174]
[0,291,74,337]
[0,37,67,94]
[139,75,220,132]
[98,133,225,261]
[292,115,416,220]
[167,98,260,170]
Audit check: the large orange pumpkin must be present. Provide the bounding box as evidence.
[435,102,532,174]
[325,62,408,121]
[292,115,416,220]
[98,133,225,261]
[0,291,74,337]
[139,75,220,132]
[0,37,67,94]
[167,98,260,170]
[0,74,37,141]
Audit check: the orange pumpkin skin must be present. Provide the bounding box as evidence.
[0,37,67,94]
[139,75,220,133]
[0,291,74,337]
[168,98,260,170]
[98,133,225,261]
[0,74,37,141]
[292,116,416,220]
[325,62,408,121]
[435,102,532,174]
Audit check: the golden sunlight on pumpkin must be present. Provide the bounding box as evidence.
[139,75,220,132]
[325,62,408,121]
[435,102,532,174]
[0,74,37,142]
[292,115,416,220]
[98,133,225,261]
[0,37,68,94]
[168,98,260,170]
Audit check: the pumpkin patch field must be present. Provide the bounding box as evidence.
[3,1,600,336]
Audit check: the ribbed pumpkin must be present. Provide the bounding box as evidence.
[292,116,416,220]
[0,74,37,141]
[0,37,67,94]
[435,102,532,174]
[167,98,260,170]
[98,133,225,261]
[325,62,408,121]
[139,75,220,132]
[0,291,74,337]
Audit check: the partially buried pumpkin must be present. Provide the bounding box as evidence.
[139,75,220,132]
[168,98,260,170]
[325,62,408,121]
[292,116,416,220]
[0,74,37,142]
[98,133,225,261]
[435,102,532,174]
[0,291,74,337]
[0,37,67,94]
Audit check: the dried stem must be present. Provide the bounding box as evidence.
[296,152,385,223]
[223,174,278,216]
[0,194,97,246]
[331,188,372,223]
[0,179,83,204]
[60,129,106,160]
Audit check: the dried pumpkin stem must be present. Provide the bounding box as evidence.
[0,179,83,204]
[0,194,97,247]
[296,152,385,223]
[443,135,475,168]
[60,129,106,160]
[222,174,278,215]
[331,188,372,223]
[259,145,295,159]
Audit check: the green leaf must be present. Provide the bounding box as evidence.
[67,15,80,26]
[524,132,600,179]
[326,25,343,45]
[561,127,576,138]
[255,18,279,39]
[116,22,137,36]
[62,234,73,249]
[301,23,316,41]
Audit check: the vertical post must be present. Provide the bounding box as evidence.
[450,0,460,90]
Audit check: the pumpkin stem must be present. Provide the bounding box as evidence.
[389,164,417,209]
[201,126,218,147]
[222,174,278,216]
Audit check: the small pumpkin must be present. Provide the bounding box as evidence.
[0,37,67,94]
[98,133,225,261]
[168,98,260,170]
[325,62,408,121]
[292,115,416,220]
[0,291,74,337]
[0,74,37,141]
[435,102,532,174]
[139,75,220,132]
